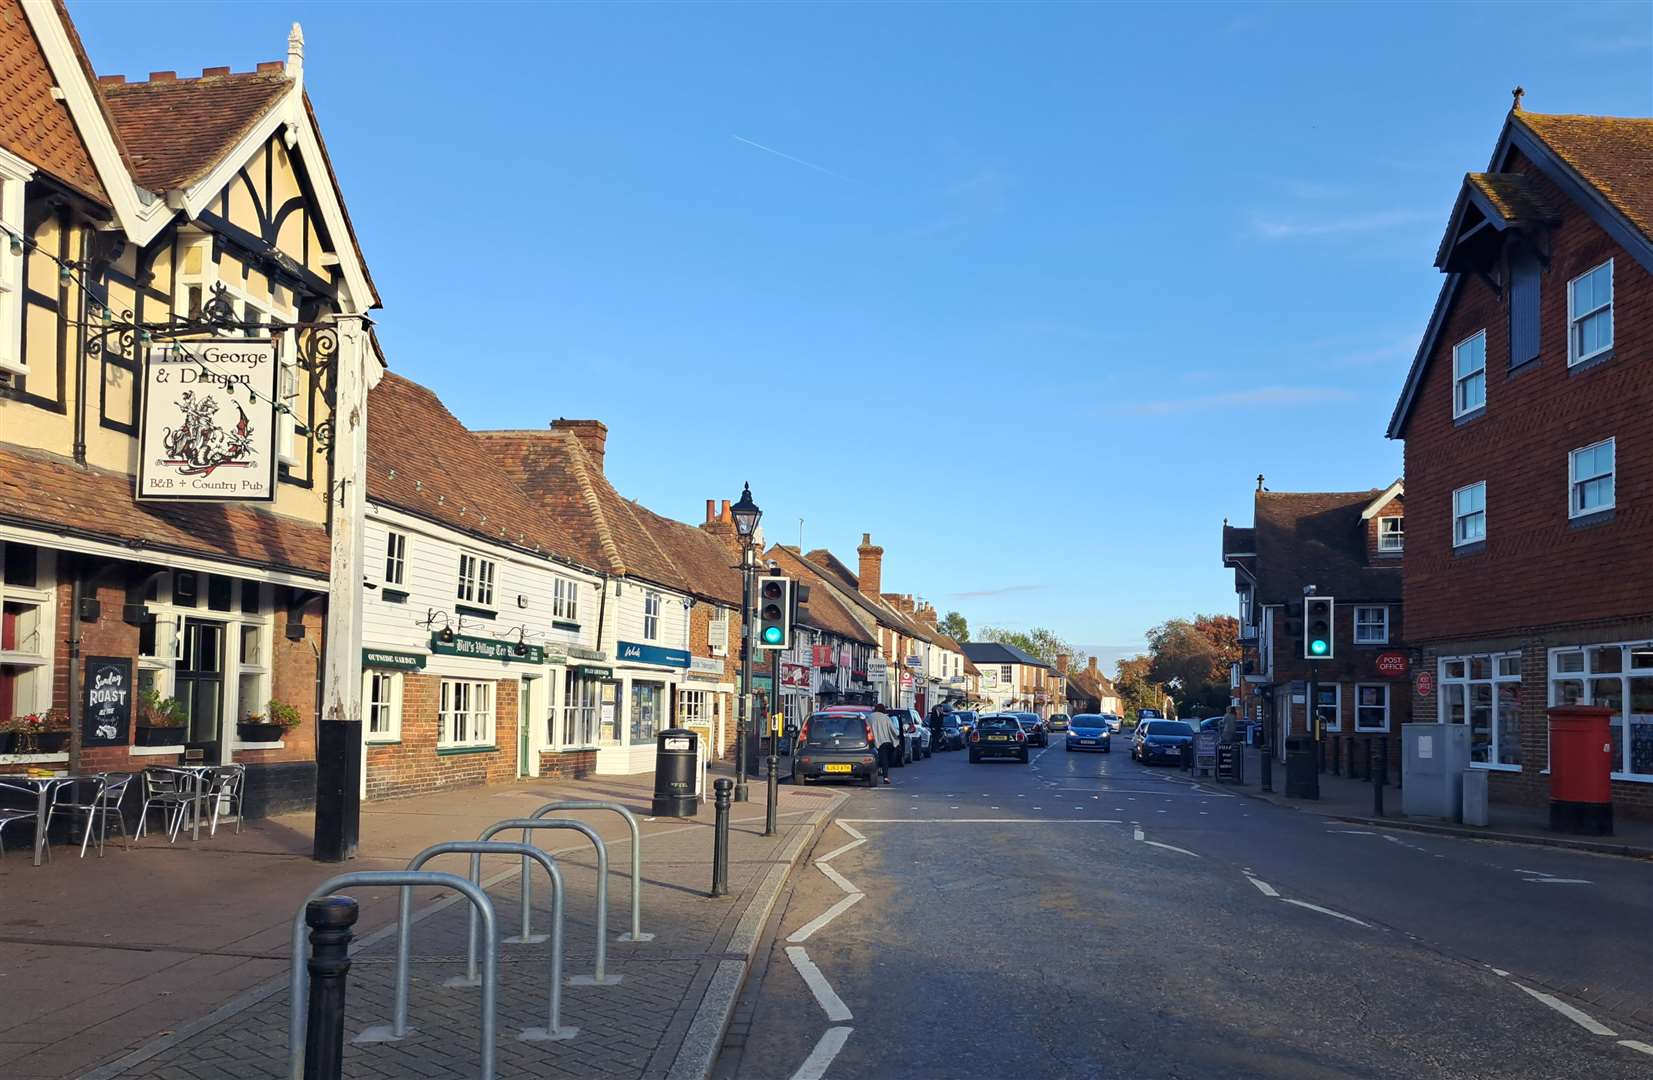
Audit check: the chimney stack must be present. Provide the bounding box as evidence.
[552,419,608,473]
[699,496,737,554]
[1087,656,1098,674]
[1057,654,1070,674]
[857,533,883,599]
[705,499,716,523]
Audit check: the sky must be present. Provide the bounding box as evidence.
[70,0,1653,673]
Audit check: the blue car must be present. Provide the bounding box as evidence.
[1065,714,1113,753]
[1132,719,1196,764]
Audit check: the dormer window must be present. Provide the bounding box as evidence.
[1378,516,1404,552]
[1453,331,1486,418]
[1568,259,1613,366]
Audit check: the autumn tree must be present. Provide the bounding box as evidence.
[1144,614,1240,715]
[1114,654,1169,722]
[939,611,969,642]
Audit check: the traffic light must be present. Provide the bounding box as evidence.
[755,575,793,650]
[1303,596,1335,660]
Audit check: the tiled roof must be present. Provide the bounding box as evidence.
[101,69,290,191]
[766,546,878,646]
[1222,524,1255,559]
[0,443,328,577]
[0,0,107,203]
[961,641,1050,669]
[800,548,921,637]
[1465,172,1561,226]
[632,504,740,607]
[1517,111,1653,243]
[366,374,563,559]
[1252,489,1401,604]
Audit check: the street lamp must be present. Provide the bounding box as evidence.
[732,483,761,802]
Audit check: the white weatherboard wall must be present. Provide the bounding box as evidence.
[599,577,694,774]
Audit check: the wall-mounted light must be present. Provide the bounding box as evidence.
[517,594,529,609]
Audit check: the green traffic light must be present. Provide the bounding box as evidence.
[763,626,783,644]
[1310,639,1328,656]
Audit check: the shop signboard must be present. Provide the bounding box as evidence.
[867,658,888,681]
[430,632,544,664]
[617,641,690,668]
[1376,651,1409,678]
[363,647,426,671]
[781,662,811,689]
[137,341,279,502]
[567,645,607,662]
[81,656,133,748]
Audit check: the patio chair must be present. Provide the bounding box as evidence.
[0,781,44,861]
[47,773,134,857]
[137,767,194,843]
[203,764,245,836]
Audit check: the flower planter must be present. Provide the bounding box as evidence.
[236,722,285,743]
[33,732,69,753]
[0,732,14,754]
[135,725,187,747]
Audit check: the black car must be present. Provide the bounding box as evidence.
[1012,712,1049,747]
[1132,719,1196,764]
[929,714,965,751]
[790,710,879,787]
[969,714,1030,764]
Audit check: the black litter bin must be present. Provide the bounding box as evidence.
[1284,734,1318,799]
[652,727,699,818]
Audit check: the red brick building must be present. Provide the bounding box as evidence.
[1387,104,1653,816]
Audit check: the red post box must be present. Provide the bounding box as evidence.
[1546,705,1614,836]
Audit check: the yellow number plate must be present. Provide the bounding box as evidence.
[824,763,853,773]
[987,735,1008,741]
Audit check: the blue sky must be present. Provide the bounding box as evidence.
[72,1,1652,670]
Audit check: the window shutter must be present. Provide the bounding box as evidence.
[1509,244,1541,366]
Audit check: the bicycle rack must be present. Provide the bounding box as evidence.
[529,801,653,942]
[288,870,497,1080]
[480,818,621,985]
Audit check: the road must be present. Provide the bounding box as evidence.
[713,736,1653,1080]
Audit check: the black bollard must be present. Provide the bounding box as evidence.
[765,747,779,838]
[1373,737,1387,817]
[1260,742,1273,793]
[303,895,359,1080]
[1331,737,1341,777]
[711,778,732,898]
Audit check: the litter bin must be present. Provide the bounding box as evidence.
[1547,705,1614,835]
[1284,735,1317,799]
[651,727,699,818]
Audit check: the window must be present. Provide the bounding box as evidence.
[384,531,406,586]
[553,577,578,623]
[457,552,496,608]
[643,591,660,640]
[708,609,729,657]
[1568,259,1613,366]
[235,622,269,730]
[0,543,54,723]
[363,670,402,742]
[1569,438,1615,518]
[439,679,495,748]
[1001,665,1013,683]
[1452,331,1486,417]
[0,161,28,376]
[561,668,599,747]
[679,689,708,726]
[1550,642,1653,780]
[630,680,663,742]
[1355,684,1390,732]
[1354,606,1389,645]
[1441,653,1522,767]
[1313,683,1341,733]
[1378,516,1404,552]
[1453,482,1486,547]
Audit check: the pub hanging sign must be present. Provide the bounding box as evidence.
[137,340,280,502]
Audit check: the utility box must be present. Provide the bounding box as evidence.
[1402,723,1470,819]
[1460,768,1489,827]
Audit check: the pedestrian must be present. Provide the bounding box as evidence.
[1221,707,1240,745]
[869,703,896,785]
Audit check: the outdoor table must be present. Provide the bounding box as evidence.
[0,772,83,866]
[169,764,217,842]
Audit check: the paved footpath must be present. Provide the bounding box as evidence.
[0,769,837,1080]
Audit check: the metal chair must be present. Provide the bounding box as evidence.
[0,780,44,861]
[137,768,193,843]
[47,774,133,857]
[203,764,245,836]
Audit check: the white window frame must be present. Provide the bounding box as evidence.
[363,669,403,743]
[679,688,709,726]
[1567,258,1614,367]
[1439,652,1523,770]
[384,531,406,587]
[438,678,495,749]
[1378,516,1404,552]
[1314,682,1342,733]
[0,151,33,376]
[1568,438,1615,519]
[708,608,729,657]
[457,551,496,609]
[0,542,56,719]
[1548,641,1653,782]
[1353,606,1389,645]
[1354,683,1390,733]
[1452,330,1487,418]
[1453,481,1486,547]
[553,576,579,623]
[233,619,270,728]
[643,591,661,641]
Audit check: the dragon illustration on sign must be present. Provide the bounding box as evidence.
[160,391,255,475]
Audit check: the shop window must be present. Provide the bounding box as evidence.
[1441,652,1522,767]
[1,543,53,722]
[561,668,599,747]
[236,622,268,729]
[631,681,663,743]
[1314,683,1341,733]
[1549,642,1653,780]
[679,689,708,726]
[364,670,403,742]
[439,679,495,749]
[1355,684,1390,732]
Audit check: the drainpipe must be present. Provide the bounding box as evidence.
[66,562,84,773]
[594,572,610,654]
[71,223,90,465]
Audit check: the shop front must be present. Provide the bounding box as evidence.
[597,640,689,774]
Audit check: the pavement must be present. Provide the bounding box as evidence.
[0,766,840,1080]
[717,737,1653,1080]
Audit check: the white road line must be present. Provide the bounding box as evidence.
[816,861,858,895]
[1513,983,1617,1036]
[1526,878,1592,885]
[1488,967,1510,977]
[1279,898,1372,928]
[1143,840,1200,857]
[1330,829,1376,835]
[816,837,866,864]
[838,818,1122,824]
[1619,1040,1653,1057]
[787,892,864,943]
[835,820,866,841]
[786,947,852,1022]
[1246,876,1279,897]
[790,1025,854,1080]
[1132,827,1145,841]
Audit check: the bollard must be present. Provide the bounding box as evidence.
[479,819,619,986]
[765,747,779,837]
[711,778,732,898]
[303,897,358,1080]
[1260,744,1273,793]
[1373,737,1386,817]
[530,801,652,942]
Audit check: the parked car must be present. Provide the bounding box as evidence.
[888,707,929,761]
[1065,714,1112,753]
[968,714,1030,764]
[929,713,965,751]
[950,711,979,739]
[819,705,908,767]
[1046,712,1070,732]
[1101,714,1124,734]
[1132,719,1196,764]
[790,710,879,787]
[1011,712,1048,747]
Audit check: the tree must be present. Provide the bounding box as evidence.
[1114,654,1169,722]
[978,626,1086,671]
[939,611,969,642]
[1143,614,1240,715]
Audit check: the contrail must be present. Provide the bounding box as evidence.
[730,134,852,182]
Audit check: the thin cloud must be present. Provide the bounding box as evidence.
[1329,336,1416,369]
[730,134,852,183]
[951,584,1047,600]
[1247,208,1435,240]
[1112,385,1358,418]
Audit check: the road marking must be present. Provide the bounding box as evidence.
[1619,1040,1653,1057]
[1526,878,1592,885]
[787,893,864,943]
[836,821,866,842]
[1144,840,1200,857]
[1279,899,1372,927]
[1513,983,1617,1036]
[1246,876,1279,897]
[816,861,858,895]
[786,947,852,1022]
[816,837,866,863]
[1331,829,1376,835]
[1132,827,1145,841]
[790,1025,854,1080]
[839,818,1123,824]
[1488,967,1510,977]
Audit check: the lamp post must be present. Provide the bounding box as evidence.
[731,483,762,803]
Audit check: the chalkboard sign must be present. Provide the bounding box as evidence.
[82,656,133,748]
[1195,730,1220,770]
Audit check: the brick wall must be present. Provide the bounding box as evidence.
[365,673,520,801]
[539,748,596,780]
[1402,148,1653,644]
